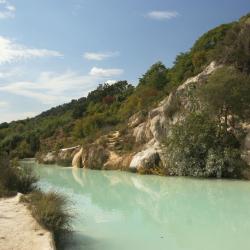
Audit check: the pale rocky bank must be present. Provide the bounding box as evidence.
[0,194,55,250]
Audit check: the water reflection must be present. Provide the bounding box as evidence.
[21,161,250,250]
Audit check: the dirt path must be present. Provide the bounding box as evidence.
[0,194,55,250]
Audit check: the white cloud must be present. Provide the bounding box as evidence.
[0,67,24,79]
[0,36,63,64]
[0,65,124,113]
[0,67,123,105]
[0,100,8,108]
[89,67,124,77]
[0,71,95,104]
[0,0,15,19]
[83,51,119,61]
[147,11,179,20]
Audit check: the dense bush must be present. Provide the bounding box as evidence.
[119,85,160,118]
[138,62,169,89]
[165,113,247,178]
[215,19,250,73]
[0,154,37,196]
[198,67,250,130]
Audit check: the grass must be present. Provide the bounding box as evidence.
[23,191,72,233]
[21,190,73,249]
[0,154,37,197]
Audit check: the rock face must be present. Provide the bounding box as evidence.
[42,61,249,173]
[129,147,160,171]
[39,146,80,166]
[68,62,222,172]
[128,111,145,128]
[127,62,220,171]
[84,144,109,170]
[72,147,83,168]
[42,152,57,164]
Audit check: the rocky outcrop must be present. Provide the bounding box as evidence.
[129,147,160,171]
[69,130,134,171]
[68,62,221,172]
[84,144,109,170]
[41,61,250,174]
[42,152,57,164]
[128,62,220,172]
[39,146,80,166]
[128,111,145,128]
[72,147,83,168]
[102,151,131,170]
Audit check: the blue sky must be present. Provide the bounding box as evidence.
[0,0,249,122]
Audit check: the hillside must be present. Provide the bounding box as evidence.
[1,13,250,178]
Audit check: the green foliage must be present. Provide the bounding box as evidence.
[138,62,169,89]
[215,21,250,73]
[73,113,119,138]
[168,23,234,89]
[87,81,134,103]
[193,24,233,52]
[169,52,194,85]
[119,85,160,118]
[116,62,170,118]
[72,97,87,119]
[0,154,37,196]
[165,113,247,178]
[72,81,134,139]
[198,67,250,129]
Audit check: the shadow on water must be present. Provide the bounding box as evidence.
[56,231,104,250]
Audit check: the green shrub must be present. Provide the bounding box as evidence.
[0,154,37,196]
[165,113,247,178]
[25,191,72,233]
[73,112,119,139]
[15,166,38,193]
[198,67,250,128]
[215,21,250,73]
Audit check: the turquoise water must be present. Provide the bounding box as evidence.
[23,161,250,250]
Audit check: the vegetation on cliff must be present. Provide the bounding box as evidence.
[0,13,250,178]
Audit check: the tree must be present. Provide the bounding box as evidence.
[26,134,40,155]
[169,53,194,85]
[139,62,169,89]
